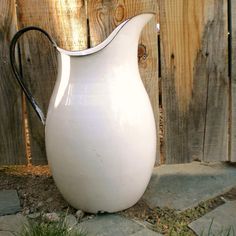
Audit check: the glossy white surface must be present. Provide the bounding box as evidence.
[45,13,156,213]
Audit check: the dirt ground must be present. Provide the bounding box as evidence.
[1,165,236,235]
[0,165,74,215]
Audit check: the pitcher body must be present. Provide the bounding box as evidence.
[10,13,156,213]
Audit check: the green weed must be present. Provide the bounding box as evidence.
[17,216,86,236]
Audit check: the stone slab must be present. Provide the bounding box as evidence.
[78,214,162,236]
[0,190,21,216]
[189,200,236,236]
[143,162,236,211]
[0,214,28,235]
[131,228,162,236]
[0,231,15,236]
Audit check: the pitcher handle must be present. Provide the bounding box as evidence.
[10,26,57,125]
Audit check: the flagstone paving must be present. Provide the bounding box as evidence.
[0,214,28,236]
[143,162,236,211]
[78,214,162,236]
[188,200,236,236]
[0,190,21,216]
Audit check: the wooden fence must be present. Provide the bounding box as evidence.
[0,0,234,165]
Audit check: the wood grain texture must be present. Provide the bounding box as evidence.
[230,0,236,162]
[160,0,228,163]
[16,0,87,164]
[202,0,228,162]
[87,0,160,164]
[0,0,26,164]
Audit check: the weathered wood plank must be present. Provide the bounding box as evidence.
[87,0,160,164]
[139,15,160,165]
[0,0,26,165]
[203,0,228,162]
[230,0,236,162]
[160,0,206,163]
[16,0,87,164]
[160,0,228,163]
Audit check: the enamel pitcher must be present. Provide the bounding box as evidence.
[10,13,156,213]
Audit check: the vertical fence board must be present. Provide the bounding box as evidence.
[139,15,160,165]
[16,0,87,164]
[160,0,206,163]
[160,0,228,163]
[87,0,160,164]
[203,0,228,162]
[230,0,236,162]
[0,0,26,165]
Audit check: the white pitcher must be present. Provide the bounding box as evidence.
[10,13,156,213]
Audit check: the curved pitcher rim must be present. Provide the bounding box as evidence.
[56,12,155,57]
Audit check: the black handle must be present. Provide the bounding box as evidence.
[10,26,57,125]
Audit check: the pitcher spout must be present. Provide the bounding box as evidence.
[56,12,155,57]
